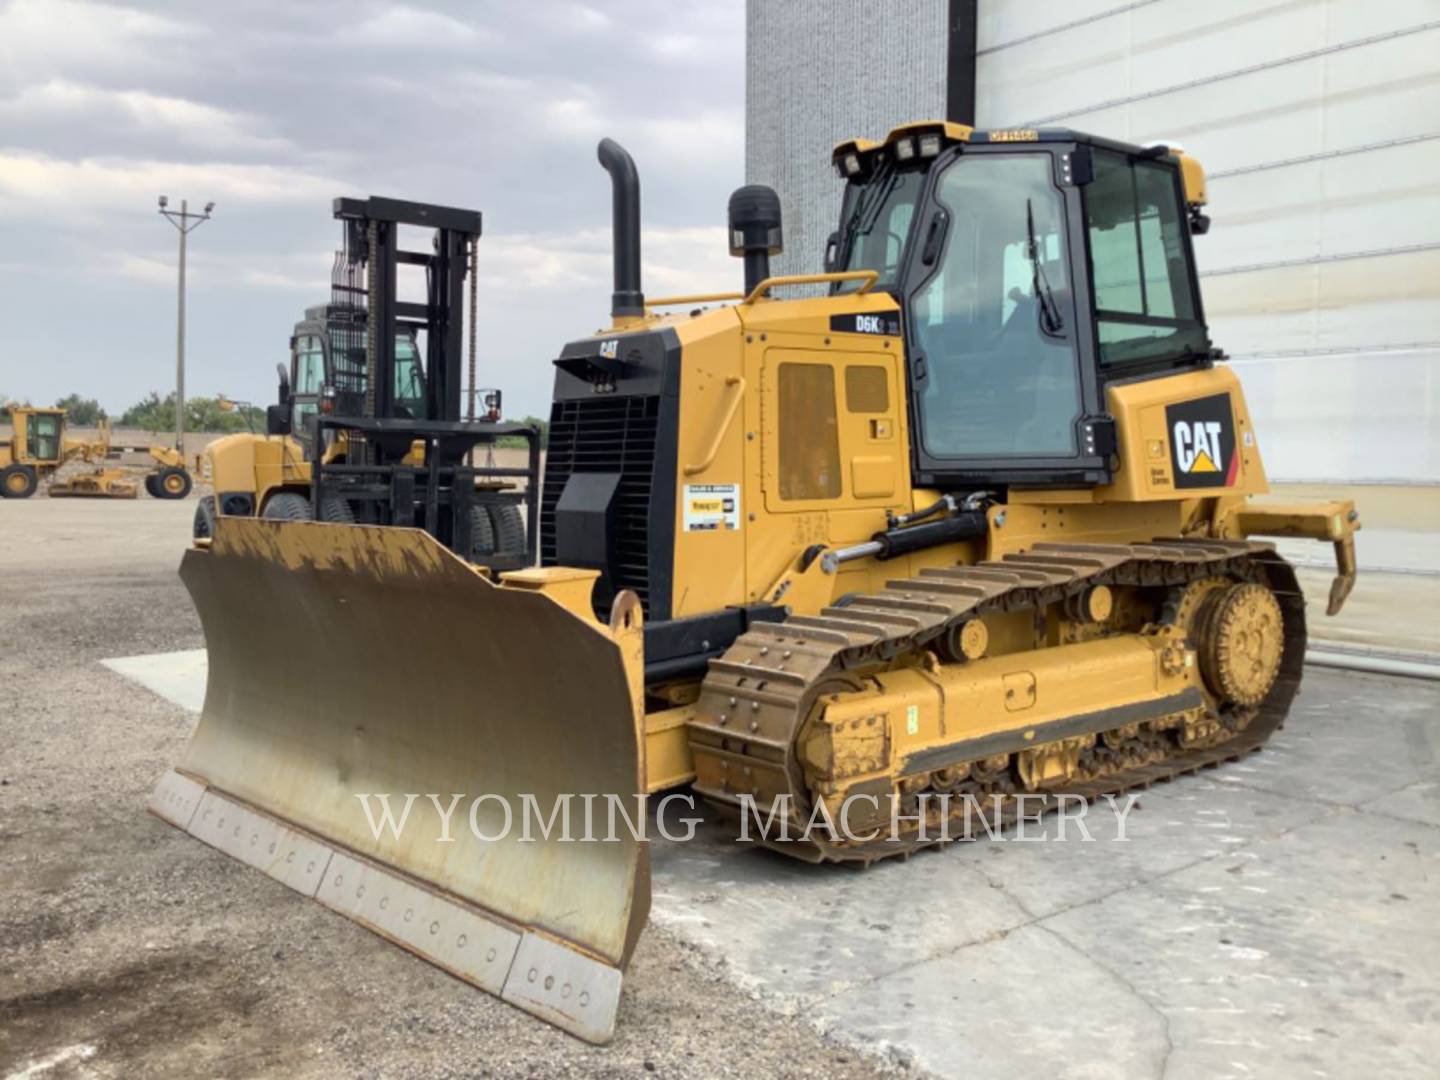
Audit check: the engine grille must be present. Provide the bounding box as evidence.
[541,395,661,616]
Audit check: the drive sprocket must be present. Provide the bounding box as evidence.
[1195,581,1285,706]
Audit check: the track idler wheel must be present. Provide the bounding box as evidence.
[1194,582,1285,707]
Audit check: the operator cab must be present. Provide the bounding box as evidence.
[283,304,427,446]
[25,409,64,463]
[828,122,1212,489]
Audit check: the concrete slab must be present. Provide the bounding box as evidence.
[649,827,1030,1008]
[1361,781,1440,830]
[1040,809,1440,1080]
[101,648,208,715]
[813,922,1173,1079]
[961,773,1330,921]
[108,651,1440,1078]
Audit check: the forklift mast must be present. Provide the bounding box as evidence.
[328,196,475,425]
[302,196,541,569]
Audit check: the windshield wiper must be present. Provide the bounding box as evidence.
[835,157,898,274]
[1025,198,1064,334]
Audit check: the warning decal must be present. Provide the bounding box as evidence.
[1164,393,1238,490]
[684,483,741,532]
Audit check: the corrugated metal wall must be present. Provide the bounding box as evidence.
[975,0,1440,482]
[745,0,948,283]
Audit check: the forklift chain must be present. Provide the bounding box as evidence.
[687,539,1307,864]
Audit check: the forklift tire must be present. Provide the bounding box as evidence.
[155,467,193,500]
[487,503,526,556]
[261,492,311,520]
[2,465,38,499]
[193,495,217,540]
[468,504,497,561]
[317,496,355,524]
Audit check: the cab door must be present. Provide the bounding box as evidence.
[26,412,62,463]
[760,347,906,542]
[290,332,325,443]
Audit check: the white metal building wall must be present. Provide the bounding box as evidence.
[745,0,948,285]
[976,0,1440,483]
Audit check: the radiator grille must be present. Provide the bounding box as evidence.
[541,395,661,615]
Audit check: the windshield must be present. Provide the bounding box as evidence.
[394,333,424,405]
[835,167,926,292]
[909,153,1082,459]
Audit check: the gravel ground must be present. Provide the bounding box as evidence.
[0,499,906,1079]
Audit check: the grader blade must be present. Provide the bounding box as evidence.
[47,469,140,498]
[149,518,649,1044]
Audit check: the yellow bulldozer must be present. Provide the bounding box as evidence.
[1,406,193,499]
[150,123,1360,1044]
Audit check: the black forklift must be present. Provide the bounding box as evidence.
[264,195,541,571]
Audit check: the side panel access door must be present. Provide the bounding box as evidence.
[759,347,906,543]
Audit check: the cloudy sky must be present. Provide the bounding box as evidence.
[0,0,744,419]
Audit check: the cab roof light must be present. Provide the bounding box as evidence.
[894,137,916,161]
[918,133,942,157]
[843,153,862,176]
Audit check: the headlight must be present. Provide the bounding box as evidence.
[843,153,861,176]
[919,133,942,157]
[894,137,915,161]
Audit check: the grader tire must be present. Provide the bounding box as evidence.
[2,465,38,499]
[155,467,193,500]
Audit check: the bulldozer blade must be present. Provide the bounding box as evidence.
[149,518,649,1044]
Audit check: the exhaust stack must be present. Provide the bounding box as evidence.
[597,138,644,318]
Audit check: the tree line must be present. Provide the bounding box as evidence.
[3,392,550,445]
[1,392,265,433]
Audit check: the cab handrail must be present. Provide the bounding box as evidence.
[742,269,879,304]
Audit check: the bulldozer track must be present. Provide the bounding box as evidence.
[689,539,1306,864]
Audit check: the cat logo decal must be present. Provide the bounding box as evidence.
[1165,393,1238,489]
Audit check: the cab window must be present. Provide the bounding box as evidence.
[294,335,325,394]
[394,333,424,408]
[1085,151,1207,367]
[292,401,318,436]
[838,168,926,292]
[909,154,1081,458]
[28,413,61,460]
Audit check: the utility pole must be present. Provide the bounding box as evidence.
[158,197,214,451]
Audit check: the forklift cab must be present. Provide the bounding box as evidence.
[269,306,427,444]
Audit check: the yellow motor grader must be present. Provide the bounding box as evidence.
[0,406,193,499]
[150,123,1359,1043]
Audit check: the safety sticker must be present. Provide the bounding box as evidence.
[684,483,740,532]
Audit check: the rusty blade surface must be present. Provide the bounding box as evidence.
[163,518,648,1040]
